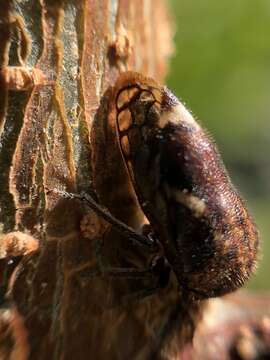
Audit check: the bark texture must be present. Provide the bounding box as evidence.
[1,1,270,360]
[0,1,183,359]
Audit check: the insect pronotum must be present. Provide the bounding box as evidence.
[113,72,259,299]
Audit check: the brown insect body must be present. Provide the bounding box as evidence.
[114,72,258,298]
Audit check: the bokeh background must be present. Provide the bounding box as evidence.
[167,0,270,290]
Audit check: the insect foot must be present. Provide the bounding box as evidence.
[113,72,259,299]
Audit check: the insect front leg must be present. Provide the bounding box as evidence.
[50,189,155,248]
[51,190,165,271]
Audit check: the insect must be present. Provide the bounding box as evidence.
[112,71,259,299]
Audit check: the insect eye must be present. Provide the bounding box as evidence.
[138,90,156,103]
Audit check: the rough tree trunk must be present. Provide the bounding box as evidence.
[1,1,270,360]
[0,1,182,359]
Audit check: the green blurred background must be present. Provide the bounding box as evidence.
[167,0,270,290]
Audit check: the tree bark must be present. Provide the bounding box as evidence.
[1,2,269,360]
[0,1,182,359]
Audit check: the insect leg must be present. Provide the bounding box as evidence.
[48,189,155,248]
[107,287,161,309]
